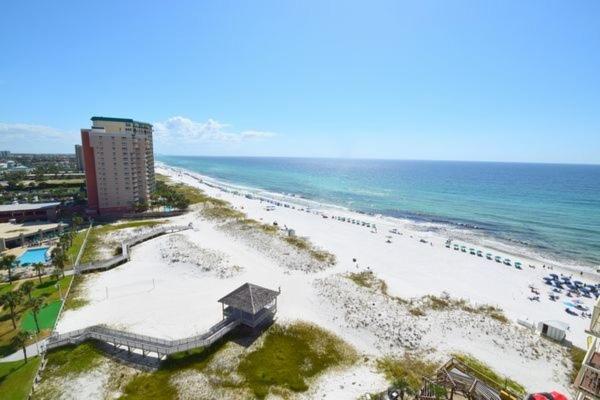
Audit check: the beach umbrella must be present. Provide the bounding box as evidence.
[525,392,568,400]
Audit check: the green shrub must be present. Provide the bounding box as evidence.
[238,322,357,398]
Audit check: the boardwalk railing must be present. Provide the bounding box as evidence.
[45,318,240,356]
[45,303,277,356]
[74,224,192,274]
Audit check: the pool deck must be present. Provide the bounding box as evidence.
[17,247,50,265]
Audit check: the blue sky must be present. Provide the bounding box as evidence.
[0,1,599,163]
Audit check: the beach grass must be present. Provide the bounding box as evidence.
[422,295,508,323]
[202,204,246,220]
[0,358,41,400]
[345,272,507,323]
[158,172,338,265]
[156,172,225,205]
[376,353,440,391]
[117,322,357,399]
[43,342,104,378]
[62,275,88,311]
[284,236,337,265]
[120,344,222,400]
[238,322,357,398]
[346,271,406,305]
[452,353,525,394]
[569,346,586,383]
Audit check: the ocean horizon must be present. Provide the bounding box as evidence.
[157,155,600,269]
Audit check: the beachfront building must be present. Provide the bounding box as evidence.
[574,298,600,399]
[0,202,60,223]
[0,220,66,251]
[75,144,84,172]
[81,116,155,215]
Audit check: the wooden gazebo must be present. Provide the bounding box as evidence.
[218,283,280,328]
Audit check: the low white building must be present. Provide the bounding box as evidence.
[537,320,569,342]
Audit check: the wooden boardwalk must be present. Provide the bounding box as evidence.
[74,224,192,274]
[45,303,276,357]
[48,225,281,361]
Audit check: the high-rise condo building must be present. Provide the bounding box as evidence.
[81,116,155,215]
[74,144,84,172]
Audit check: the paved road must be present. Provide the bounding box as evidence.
[1,339,47,362]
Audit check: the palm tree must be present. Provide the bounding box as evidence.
[33,262,44,284]
[58,234,69,252]
[51,247,67,278]
[20,281,35,301]
[72,214,84,233]
[0,291,22,329]
[27,297,45,334]
[1,254,17,284]
[12,331,30,363]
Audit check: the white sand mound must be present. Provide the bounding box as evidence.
[95,225,165,260]
[159,233,242,278]
[314,274,571,392]
[104,225,162,243]
[55,362,111,400]
[218,220,331,273]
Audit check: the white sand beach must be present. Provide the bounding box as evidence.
[55,164,600,395]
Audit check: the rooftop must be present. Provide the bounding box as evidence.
[0,221,64,239]
[91,116,152,127]
[541,320,570,331]
[0,202,61,213]
[218,283,280,314]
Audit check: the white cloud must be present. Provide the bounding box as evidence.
[153,116,276,143]
[0,122,72,141]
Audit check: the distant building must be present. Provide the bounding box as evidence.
[0,150,10,159]
[0,159,32,173]
[74,144,84,172]
[81,116,155,215]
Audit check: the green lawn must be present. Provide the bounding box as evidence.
[66,230,87,266]
[0,276,71,357]
[0,358,41,400]
[0,283,16,295]
[30,276,71,300]
[21,300,62,333]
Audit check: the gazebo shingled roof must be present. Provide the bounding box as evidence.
[218,283,280,314]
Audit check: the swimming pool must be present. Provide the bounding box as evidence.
[17,247,50,266]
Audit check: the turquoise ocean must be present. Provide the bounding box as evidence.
[157,155,600,269]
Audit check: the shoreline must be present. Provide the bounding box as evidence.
[150,163,592,391]
[52,162,598,393]
[156,161,600,280]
